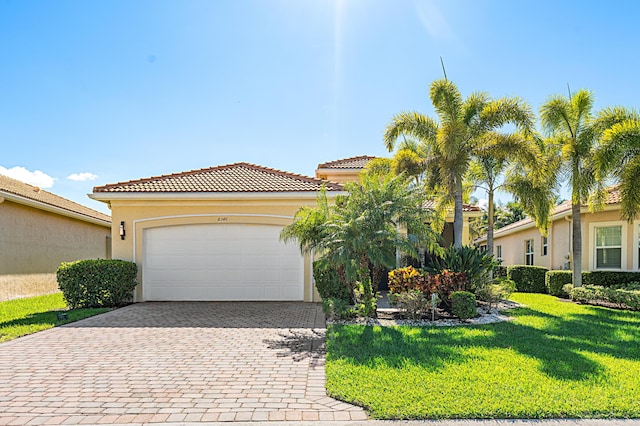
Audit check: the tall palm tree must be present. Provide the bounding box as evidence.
[592,107,640,221]
[468,131,546,257]
[384,79,534,249]
[539,90,634,287]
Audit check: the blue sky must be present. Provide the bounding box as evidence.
[2,0,640,215]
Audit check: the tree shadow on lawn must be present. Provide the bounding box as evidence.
[328,304,640,382]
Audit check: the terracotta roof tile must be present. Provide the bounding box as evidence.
[0,174,111,223]
[316,155,376,170]
[93,163,344,193]
[486,185,623,238]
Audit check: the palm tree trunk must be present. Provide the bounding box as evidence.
[487,189,495,257]
[453,179,464,249]
[572,202,583,287]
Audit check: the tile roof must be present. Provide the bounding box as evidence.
[0,174,111,224]
[316,155,376,170]
[93,163,344,193]
[483,185,623,239]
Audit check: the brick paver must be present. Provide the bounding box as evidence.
[0,302,366,424]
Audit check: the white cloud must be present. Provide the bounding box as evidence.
[0,166,56,188]
[67,172,98,182]
[477,198,489,211]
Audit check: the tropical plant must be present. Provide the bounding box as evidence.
[384,78,535,248]
[281,172,442,317]
[538,90,635,287]
[426,245,497,292]
[593,107,640,220]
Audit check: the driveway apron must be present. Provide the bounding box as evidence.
[0,302,367,424]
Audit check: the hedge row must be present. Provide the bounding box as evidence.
[565,284,640,310]
[507,265,548,293]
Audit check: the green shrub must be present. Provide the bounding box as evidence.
[507,265,548,293]
[546,270,573,297]
[494,265,507,278]
[57,259,137,308]
[432,270,468,308]
[313,259,351,302]
[322,297,356,320]
[567,284,640,310]
[390,290,439,320]
[451,291,477,320]
[476,278,516,311]
[582,271,640,287]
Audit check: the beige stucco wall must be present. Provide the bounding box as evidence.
[492,206,640,272]
[103,195,323,302]
[0,200,111,301]
[314,169,361,184]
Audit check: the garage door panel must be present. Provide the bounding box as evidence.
[143,223,304,301]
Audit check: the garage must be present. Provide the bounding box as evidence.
[142,223,305,301]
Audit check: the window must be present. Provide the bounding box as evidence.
[496,245,503,263]
[479,244,487,253]
[525,239,534,265]
[542,236,548,256]
[595,225,622,269]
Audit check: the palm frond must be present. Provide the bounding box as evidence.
[429,79,463,125]
[383,111,438,151]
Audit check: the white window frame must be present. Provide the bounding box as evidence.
[589,221,627,270]
[525,239,534,265]
[541,236,548,257]
[496,245,503,263]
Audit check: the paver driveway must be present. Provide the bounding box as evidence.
[0,302,366,425]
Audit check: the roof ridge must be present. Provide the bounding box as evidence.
[93,162,343,193]
[0,174,111,222]
[317,155,376,169]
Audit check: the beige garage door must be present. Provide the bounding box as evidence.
[142,223,304,301]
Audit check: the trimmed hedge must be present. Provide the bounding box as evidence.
[546,270,572,297]
[566,284,640,310]
[582,271,640,287]
[57,259,137,308]
[507,265,548,293]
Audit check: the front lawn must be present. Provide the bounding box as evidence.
[326,293,640,419]
[0,293,109,343]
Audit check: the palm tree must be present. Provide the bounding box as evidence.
[592,107,640,220]
[468,132,544,257]
[281,172,442,316]
[539,90,634,287]
[384,79,534,249]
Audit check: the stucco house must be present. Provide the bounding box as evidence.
[90,157,480,302]
[476,186,639,272]
[0,174,111,301]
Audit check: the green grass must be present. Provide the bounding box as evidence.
[326,293,640,419]
[0,293,109,343]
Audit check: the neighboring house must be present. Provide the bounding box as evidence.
[475,186,639,272]
[315,155,377,183]
[90,157,481,303]
[0,174,111,301]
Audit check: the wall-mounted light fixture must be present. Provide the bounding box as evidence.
[120,221,126,240]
